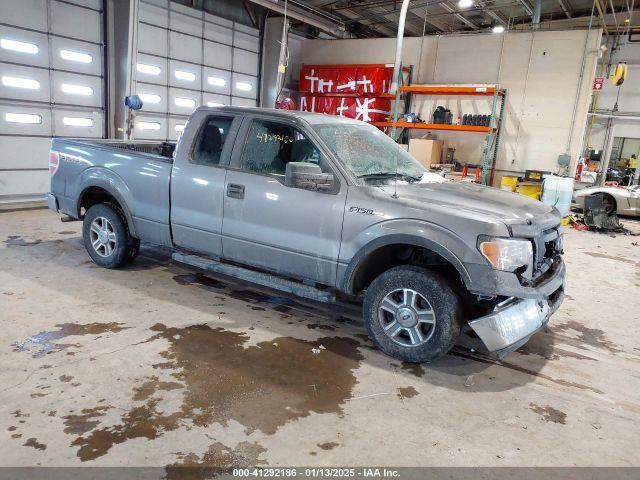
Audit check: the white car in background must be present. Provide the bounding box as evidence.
[574,184,640,216]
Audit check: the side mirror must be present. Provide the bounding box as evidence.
[285,162,334,191]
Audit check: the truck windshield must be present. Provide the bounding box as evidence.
[313,123,440,185]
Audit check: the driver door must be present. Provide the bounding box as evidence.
[221,117,347,286]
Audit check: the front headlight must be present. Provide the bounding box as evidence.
[478,237,533,273]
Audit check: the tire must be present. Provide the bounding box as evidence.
[82,203,138,269]
[601,193,617,215]
[363,265,462,363]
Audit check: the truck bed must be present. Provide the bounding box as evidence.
[50,137,174,246]
[61,139,176,160]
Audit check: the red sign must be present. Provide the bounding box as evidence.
[593,77,604,91]
[299,65,394,123]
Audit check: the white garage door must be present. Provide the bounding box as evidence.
[134,0,260,141]
[0,0,104,200]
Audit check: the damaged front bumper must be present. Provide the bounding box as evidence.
[468,287,564,358]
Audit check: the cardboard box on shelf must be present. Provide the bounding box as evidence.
[408,139,443,167]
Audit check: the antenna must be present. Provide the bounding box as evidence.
[392,142,399,199]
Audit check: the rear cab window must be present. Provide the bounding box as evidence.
[190,115,235,166]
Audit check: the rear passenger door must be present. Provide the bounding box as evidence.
[170,112,239,257]
[221,117,347,286]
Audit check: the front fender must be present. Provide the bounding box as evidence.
[74,167,137,237]
[338,219,482,294]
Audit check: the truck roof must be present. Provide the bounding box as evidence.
[196,106,366,126]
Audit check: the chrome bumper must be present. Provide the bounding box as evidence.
[468,289,564,356]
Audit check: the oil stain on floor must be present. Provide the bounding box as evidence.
[67,323,365,462]
[529,403,567,424]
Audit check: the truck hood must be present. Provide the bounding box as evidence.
[379,180,556,225]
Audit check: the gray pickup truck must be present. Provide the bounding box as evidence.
[47,106,565,363]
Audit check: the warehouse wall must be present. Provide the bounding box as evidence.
[299,29,602,182]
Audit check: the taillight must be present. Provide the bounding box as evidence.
[49,151,59,175]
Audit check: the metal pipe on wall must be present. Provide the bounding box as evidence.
[532,0,542,28]
[390,0,411,145]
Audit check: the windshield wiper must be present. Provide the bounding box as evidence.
[357,172,422,183]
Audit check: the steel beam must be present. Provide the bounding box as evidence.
[518,0,533,16]
[556,0,573,18]
[439,2,481,29]
[245,0,348,38]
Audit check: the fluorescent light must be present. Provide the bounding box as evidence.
[174,97,195,108]
[174,124,185,132]
[0,38,38,54]
[2,76,40,89]
[207,76,226,87]
[60,49,93,63]
[458,0,473,7]
[5,113,42,124]
[175,70,195,81]
[492,25,505,33]
[63,117,93,127]
[235,81,252,92]
[207,102,225,107]
[138,93,161,104]
[61,84,93,96]
[137,63,161,75]
[137,122,161,130]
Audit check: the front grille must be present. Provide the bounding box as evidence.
[531,228,561,280]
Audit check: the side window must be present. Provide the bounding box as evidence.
[241,120,323,180]
[191,116,234,166]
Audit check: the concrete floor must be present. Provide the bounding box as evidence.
[1,207,639,468]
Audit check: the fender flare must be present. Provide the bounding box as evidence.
[340,233,473,294]
[75,168,137,237]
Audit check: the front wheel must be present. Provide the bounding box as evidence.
[363,266,462,363]
[82,203,138,268]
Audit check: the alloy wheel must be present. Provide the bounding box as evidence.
[378,288,436,347]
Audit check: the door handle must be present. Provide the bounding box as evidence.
[226,183,245,199]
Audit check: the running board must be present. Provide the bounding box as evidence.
[171,252,336,303]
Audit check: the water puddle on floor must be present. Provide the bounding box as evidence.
[3,235,42,247]
[67,323,365,462]
[12,323,130,358]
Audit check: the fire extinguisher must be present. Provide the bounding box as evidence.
[575,158,584,181]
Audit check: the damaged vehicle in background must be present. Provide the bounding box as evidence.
[46,107,565,363]
[574,184,640,217]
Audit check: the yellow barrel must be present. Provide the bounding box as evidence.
[516,182,542,200]
[500,176,518,192]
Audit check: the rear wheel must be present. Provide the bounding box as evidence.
[363,265,462,363]
[83,203,138,268]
